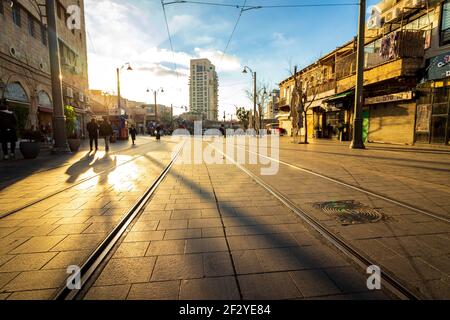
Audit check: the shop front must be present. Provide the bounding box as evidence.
[2,82,31,132]
[365,91,416,145]
[323,90,354,141]
[415,52,450,145]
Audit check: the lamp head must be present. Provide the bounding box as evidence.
[127,65,133,71]
[242,68,248,74]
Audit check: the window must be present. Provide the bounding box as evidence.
[0,0,4,15]
[12,4,21,27]
[28,13,35,38]
[441,0,450,46]
[41,24,47,46]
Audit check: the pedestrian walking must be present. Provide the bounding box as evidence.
[99,118,113,152]
[86,118,99,152]
[155,125,161,141]
[220,124,226,138]
[129,125,137,145]
[0,100,18,160]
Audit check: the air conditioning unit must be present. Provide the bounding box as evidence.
[368,14,382,29]
[384,8,400,23]
[66,87,74,98]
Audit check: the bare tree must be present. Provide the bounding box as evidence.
[288,65,319,144]
[245,80,271,131]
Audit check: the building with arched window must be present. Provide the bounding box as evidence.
[0,0,90,138]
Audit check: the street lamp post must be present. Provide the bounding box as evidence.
[260,88,268,133]
[147,88,164,124]
[117,63,133,116]
[350,0,366,149]
[242,66,257,131]
[45,0,70,153]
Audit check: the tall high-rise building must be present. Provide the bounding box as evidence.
[189,59,218,121]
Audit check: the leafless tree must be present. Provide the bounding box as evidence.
[288,65,319,144]
[245,80,272,131]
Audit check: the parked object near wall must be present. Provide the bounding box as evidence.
[19,130,43,159]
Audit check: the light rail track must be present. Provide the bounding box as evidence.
[240,145,450,224]
[0,140,169,219]
[53,141,185,300]
[0,140,155,187]
[214,144,422,300]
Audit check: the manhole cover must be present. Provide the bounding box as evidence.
[313,200,384,224]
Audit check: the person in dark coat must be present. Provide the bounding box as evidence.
[129,125,137,145]
[0,100,18,160]
[99,119,113,152]
[155,125,161,141]
[86,118,99,151]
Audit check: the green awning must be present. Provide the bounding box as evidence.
[325,90,354,103]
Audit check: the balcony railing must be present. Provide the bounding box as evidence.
[336,30,425,80]
[306,79,336,97]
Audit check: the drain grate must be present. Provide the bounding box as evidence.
[313,200,384,225]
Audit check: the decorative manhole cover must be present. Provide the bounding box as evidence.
[313,200,384,225]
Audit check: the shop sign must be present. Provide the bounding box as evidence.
[416,104,431,133]
[365,91,413,105]
[427,52,450,80]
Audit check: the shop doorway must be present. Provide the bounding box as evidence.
[431,115,448,144]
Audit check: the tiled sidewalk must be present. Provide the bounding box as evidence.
[239,138,450,299]
[0,139,177,300]
[85,157,390,300]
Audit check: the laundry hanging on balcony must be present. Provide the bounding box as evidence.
[380,31,399,60]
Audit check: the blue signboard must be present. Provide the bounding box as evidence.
[427,52,450,80]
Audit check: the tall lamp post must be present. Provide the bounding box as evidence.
[147,88,164,123]
[116,63,133,115]
[259,87,268,133]
[242,66,257,131]
[350,0,366,149]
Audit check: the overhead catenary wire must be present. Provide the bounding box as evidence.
[220,0,247,62]
[165,1,359,9]
[161,0,179,79]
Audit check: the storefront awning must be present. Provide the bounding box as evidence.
[325,90,354,103]
[38,106,53,113]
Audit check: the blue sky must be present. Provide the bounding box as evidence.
[85,0,379,117]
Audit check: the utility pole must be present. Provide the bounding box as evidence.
[143,105,147,135]
[350,0,366,149]
[253,71,257,131]
[45,0,69,153]
[154,91,158,123]
[117,68,121,115]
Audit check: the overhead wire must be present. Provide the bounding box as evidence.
[161,0,180,79]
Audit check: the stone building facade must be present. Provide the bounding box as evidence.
[0,0,90,138]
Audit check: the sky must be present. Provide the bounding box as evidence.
[84,0,379,118]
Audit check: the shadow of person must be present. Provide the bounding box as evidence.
[65,153,96,184]
[92,153,117,185]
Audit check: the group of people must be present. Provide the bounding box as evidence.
[86,118,114,152]
[87,119,142,152]
[0,100,18,160]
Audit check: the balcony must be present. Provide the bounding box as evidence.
[335,30,424,92]
[306,79,336,98]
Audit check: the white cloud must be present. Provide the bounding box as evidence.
[85,0,248,116]
[193,48,241,72]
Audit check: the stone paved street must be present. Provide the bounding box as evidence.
[85,151,390,300]
[240,137,450,299]
[0,137,449,300]
[0,137,178,299]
